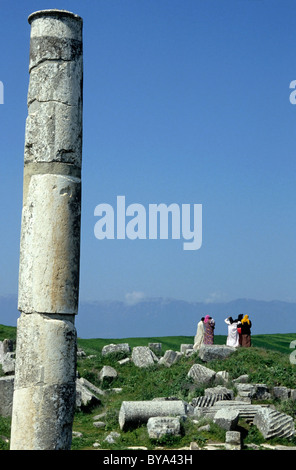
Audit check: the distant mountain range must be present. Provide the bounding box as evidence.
[1,294,295,339]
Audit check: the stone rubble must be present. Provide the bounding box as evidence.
[2,338,296,449]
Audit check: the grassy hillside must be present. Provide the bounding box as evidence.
[72,337,296,450]
[1,323,295,356]
[0,324,17,342]
[77,333,296,356]
[1,325,296,450]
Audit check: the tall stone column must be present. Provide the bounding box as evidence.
[10,10,83,450]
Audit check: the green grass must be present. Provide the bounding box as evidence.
[0,325,17,343]
[0,417,10,450]
[1,325,296,450]
[73,335,296,450]
[77,332,296,356]
[77,335,197,356]
[251,333,296,354]
[2,323,295,356]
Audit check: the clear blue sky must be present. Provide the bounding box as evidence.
[0,0,295,306]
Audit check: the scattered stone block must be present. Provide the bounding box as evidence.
[197,424,211,432]
[235,383,271,401]
[93,411,107,420]
[215,370,229,384]
[132,346,158,368]
[127,446,148,450]
[180,344,193,354]
[200,400,265,423]
[191,386,233,409]
[118,357,130,365]
[0,375,14,417]
[159,350,182,367]
[205,385,234,400]
[106,387,123,394]
[148,343,162,354]
[190,441,200,450]
[192,395,220,409]
[101,343,131,357]
[235,383,254,402]
[77,348,86,358]
[225,431,241,450]
[187,363,216,386]
[0,339,13,364]
[185,349,194,357]
[233,374,249,384]
[254,384,271,400]
[93,421,106,428]
[213,408,239,430]
[273,386,290,400]
[147,416,181,439]
[199,344,236,362]
[119,400,187,431]
[75,378,101,410]
[1,352,15,375]
[98,365,118,384]
[253,407,295,439]
[104,432,120,444]
[78,377,105,396]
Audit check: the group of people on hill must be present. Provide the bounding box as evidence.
[193,314,252,351]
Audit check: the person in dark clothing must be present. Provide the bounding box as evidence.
[240,315,252,347]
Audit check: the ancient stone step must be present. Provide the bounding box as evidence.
[191,386,234,408]
[267,413,294,438]
[200,400,267,422]
[253,407,295,439]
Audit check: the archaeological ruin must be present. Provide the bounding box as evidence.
[10,9,83,450]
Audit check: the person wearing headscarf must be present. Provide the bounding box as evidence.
[224,316,239,348]
[235,314,243,346]
[203,315,215,345]
[241,314,252,347]
[193,317,205,351]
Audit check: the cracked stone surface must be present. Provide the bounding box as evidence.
[11,9,83,451]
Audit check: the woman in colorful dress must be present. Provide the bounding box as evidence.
[236,314,243,346]
[203,315,215,345]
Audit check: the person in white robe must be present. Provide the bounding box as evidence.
[225,316,239,348]
[193,317,205,351]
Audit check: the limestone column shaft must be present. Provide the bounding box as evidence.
[10,9,83,450]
